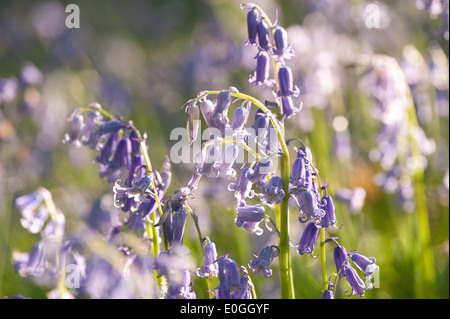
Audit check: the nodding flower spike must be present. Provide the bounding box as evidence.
[296,222,320,257]
[248,246,278,277]
[249,51,271,86]
[256,18,271,51]
[246,6,259,45]
[235,203,265,235]
[277,65,300,98]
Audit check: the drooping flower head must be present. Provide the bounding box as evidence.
[235,203,265,236]
[196,239,219,278]
[259,176,285,205]
[248,245,278,277]
[333,245,349,278]
[349,252,379,278]
[296,222,320,257]
[344,265,372,297]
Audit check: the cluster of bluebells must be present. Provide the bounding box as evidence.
[10,4,380,300]
[326,245,379,298]
[63,104,173,230]
[243,3,302,118]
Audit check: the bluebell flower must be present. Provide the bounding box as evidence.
[272,26,295,60]
[15,188,62,236]
[129,129,141,154]
[214,90,232,116]
[96,120,123,136]
[113,175,153,208]
[20,207,49,235]
[41,211,66,238]
[125,154,146,187]
[333,245,349,278]
[349,252,379,278]
[99,138,132,182]
[344,265,372,297]
[15,190,44,217]
[200,98,215,129]
[235,203,265,235]
[248,246,278,277]
[95,131,120,165]
[197,145,220,178]
[296,189,325,223]
[248,157,273,186]
[186,103,200,144]
[63,109,84,147]
[165,269,196,299]
[290,149,308,187]
[259,176,285,205]
[277,65,300,98]
[197,240,219,278]
[228,167,255,203]
[296,222,320,257]
[216,255,245,293]
[245,6,259,45]
[320,195,342,229]
[256,18,271,51]
[215,143,239,178]
[231,272,252,299]
[249,51,272,86]
[322,289,334,299]
[163,200,188,248]
[80,110,103,150]
[13,241,46,277]
[280,96,301,118]
[231,102,250,132]
[187,163,202,190]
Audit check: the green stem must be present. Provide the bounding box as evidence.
[319,228,327,292]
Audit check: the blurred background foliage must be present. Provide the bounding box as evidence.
[0,0,448,299]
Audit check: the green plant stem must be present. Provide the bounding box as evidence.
[319,227,327,292]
